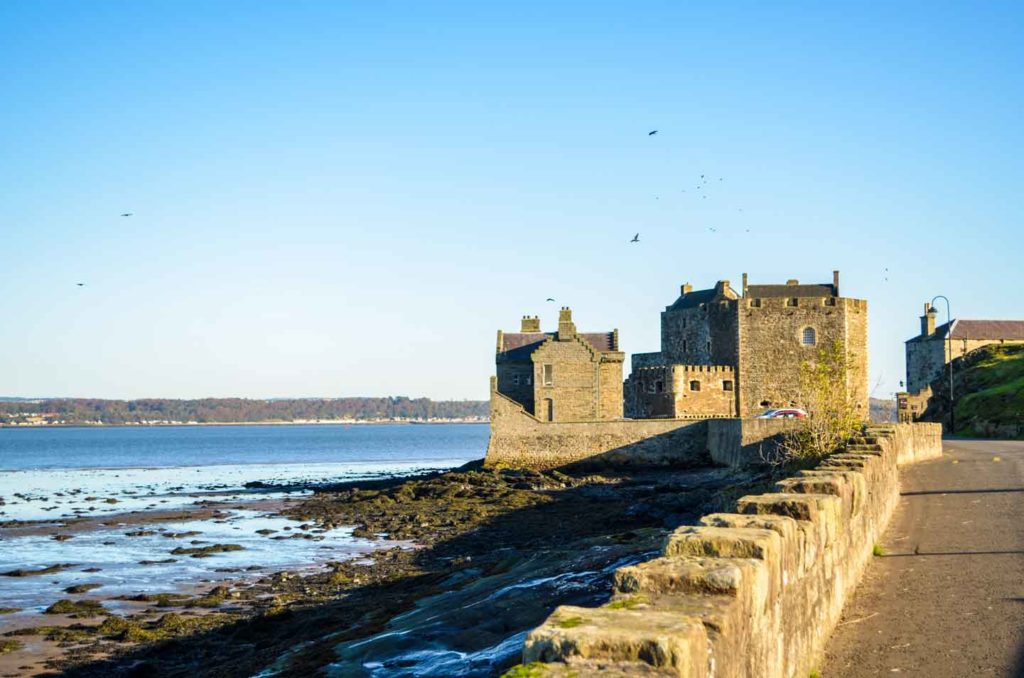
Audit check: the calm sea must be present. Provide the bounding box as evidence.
[0,423,489,614]
[0,422,488,471]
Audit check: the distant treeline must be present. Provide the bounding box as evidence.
[0,397,489,425]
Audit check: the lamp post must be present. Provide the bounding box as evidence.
[931,295,954,434]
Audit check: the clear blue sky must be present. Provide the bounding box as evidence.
[2,1,1022,401]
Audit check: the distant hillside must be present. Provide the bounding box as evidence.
[921,344,1024,438]
[0,397,489,426]
[869,397,896,424]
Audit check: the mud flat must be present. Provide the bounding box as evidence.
[0,461,772,677]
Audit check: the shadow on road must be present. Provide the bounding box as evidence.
[901,487,1024,496]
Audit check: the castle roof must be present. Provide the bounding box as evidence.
[744,283,837,298]
[499,331,617,360]
[908,319,1024,343]
[666,288,718,311]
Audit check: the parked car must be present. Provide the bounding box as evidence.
[755,408,807,419]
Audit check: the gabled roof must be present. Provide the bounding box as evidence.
[745,283,837,298]
[907,319,1024,344]
[498,331,617,360]
[666,288,717,311]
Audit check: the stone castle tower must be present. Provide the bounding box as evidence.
[626,271,868,419]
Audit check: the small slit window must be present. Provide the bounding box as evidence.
[542,364,553,386]
[689,380,701,392]
[723,380,733,391]
[801,327,816,346]
[655,380,664,393]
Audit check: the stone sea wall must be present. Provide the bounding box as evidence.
[485,382,717,471]
[514,422,942,677]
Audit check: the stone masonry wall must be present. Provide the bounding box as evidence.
[515,422,942,677]
[530,338,623,422]
[485,380,710,471]
[737,296,868,419]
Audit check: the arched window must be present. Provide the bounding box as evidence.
[801,327,816,346]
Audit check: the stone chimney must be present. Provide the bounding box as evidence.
[786,279,800,286]
[715,279,732,296]
[921,303,937,337]
[557,307,576,341]
[833,270,840,296]
[520,315,540,333]
[680,283,693,296]
[742,272,748,296]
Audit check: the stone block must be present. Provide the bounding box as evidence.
[523,605,709,676]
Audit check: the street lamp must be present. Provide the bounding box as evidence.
[931,295,954,433]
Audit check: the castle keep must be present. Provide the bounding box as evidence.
[626,272,868,419]
[487,271,869,469]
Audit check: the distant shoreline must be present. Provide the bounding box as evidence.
[0,419,488,430]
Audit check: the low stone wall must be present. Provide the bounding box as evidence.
[514,422,942,677]
[485,384,712,471]
[706,418,795,468]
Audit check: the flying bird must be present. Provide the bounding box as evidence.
[648,130,658,136]
[120,213,133,217]
[76,283,85,287]
[708,227,717,233]
[630,233,640,243]
[546,298,555,302]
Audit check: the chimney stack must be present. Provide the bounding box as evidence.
[681,282,693,296]
[520,315,540,333]
[742,272,748,296]
[921,303,937,337]
[833,270,840,296]
[557,307,576,341]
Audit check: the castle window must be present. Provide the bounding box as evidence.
[824,297,836,306]
[706,341,711,353]
[801,327,817,346]
[648,381,656,394]
[682,340,687,351]
[525,374,531,386]
[723,380,733,391]
[542,364,553,386]
[689,380,701,392]
[760,400,771,407]
[750,298,761,308]
[655,380,664,393]
[513,374,520,386]
[787,298,799,307]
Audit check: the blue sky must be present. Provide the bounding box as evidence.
[1,1,1022,400]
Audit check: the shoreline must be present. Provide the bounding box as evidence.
[0,419,488,430]
[0,461,774,676]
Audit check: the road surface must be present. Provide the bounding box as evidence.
[823,439,1024,676]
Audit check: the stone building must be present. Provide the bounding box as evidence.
[898,305,1024,421]
[494,308,624,422]
[625,272,868,419]
[904,304,1024,393]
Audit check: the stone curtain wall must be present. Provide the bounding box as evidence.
[514,422,942,677]
[485,380,712,471]
[706,418,795,468]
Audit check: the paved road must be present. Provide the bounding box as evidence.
[824,439,1024,677]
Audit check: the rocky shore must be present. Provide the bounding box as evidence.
[1,461,772,677]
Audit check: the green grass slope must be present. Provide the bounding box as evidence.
[950,344,1024,438]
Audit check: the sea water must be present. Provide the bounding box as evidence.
[0,423,487,618]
